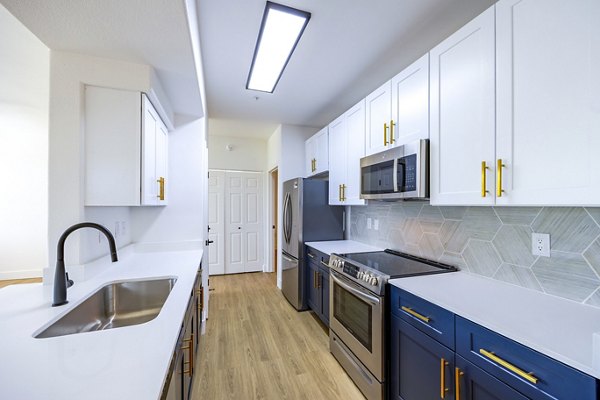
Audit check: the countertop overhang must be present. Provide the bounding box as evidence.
[0,243,203,400]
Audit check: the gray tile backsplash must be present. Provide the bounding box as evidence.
[348,203,600,308]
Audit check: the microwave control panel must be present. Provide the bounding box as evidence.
[398,154,417,192]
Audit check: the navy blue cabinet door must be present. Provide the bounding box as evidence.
[455,355,528,400]
[391,315,455,400]
[320,267,330,326]
[307,261,320,313]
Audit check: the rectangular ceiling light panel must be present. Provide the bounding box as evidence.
[246,2,311,93]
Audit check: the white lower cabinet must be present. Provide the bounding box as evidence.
[429,6,496,206]
[328,99,366,206]
[85,86,168,206]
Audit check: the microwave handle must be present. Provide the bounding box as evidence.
[393,158,398,192]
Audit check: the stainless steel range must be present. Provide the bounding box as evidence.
[328,249,457,400]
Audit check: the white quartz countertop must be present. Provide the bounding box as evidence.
[0,243,203,400]
[389,271,600,379]
[305,240,383,255]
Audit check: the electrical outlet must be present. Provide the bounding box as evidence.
[373,219,379,231]
[367,218,372,229]
[532,233,550,257]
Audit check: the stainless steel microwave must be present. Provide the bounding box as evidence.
[359,139,429,200]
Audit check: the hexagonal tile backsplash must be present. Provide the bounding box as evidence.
[349,204,600,308]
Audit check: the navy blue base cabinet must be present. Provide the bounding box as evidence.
[390,315,455,400]
[389,286,599,400]
[306,246,330,326]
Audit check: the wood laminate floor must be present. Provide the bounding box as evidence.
[0,278,42,289]
[192,272,366,400]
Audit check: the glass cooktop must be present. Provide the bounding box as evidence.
[339,249,457,278]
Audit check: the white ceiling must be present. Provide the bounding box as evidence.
[200,0,496,128]
[208,118,279,140]
[0,0,203,118]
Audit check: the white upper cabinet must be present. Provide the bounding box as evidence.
[495,0,600,205]
[85,86,169,206]
[142,95,169,205]
[429,6,496,206]
[305,127,328,177]
[365,81,392,156]
[328,115,346,206]
[328,100,366,206]
[391,53,430,146]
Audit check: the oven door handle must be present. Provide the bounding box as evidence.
[331,272,381,305]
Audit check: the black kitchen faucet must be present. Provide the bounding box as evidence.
[52,222,118,307]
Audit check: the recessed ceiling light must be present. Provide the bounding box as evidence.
[246,2,311,93]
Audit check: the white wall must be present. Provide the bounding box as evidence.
[0,5,49,279]
[47,51,172,276]
[208,135,267,172]
[273,125,317,287]
[131,116,206,245]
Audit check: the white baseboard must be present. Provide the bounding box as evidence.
[0,269,43,280]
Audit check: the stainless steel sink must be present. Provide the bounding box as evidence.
[35,277,177,338]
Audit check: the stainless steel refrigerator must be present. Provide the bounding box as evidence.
[281,178,344,310]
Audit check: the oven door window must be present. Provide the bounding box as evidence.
[361,160,394,194]
[333,283,373,352]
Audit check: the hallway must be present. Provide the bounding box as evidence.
[192,272,365,399]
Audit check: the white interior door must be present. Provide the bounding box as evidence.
[208,170,225,275]
[224,171,264,274]
[242,174,263,272]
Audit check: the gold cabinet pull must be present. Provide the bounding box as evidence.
[496,159,505,197]
[313,270,317,289]
[479,349,538,384]
[320,260,329,268]
[481,161,489,197]
[401,306,430,323]
[307,253,315,259]
[440,358,449,398]
[390,120,395,144]
[341,184,347,201]
[157,177,165,200]
[314,158,317,172]
[338,184,343,202]
[384,122,389,146]
[455,367,464,399]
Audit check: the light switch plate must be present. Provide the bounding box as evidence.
[532,233,550,257]
[373,219,379,231]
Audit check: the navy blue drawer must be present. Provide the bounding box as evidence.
[390,286,455,350]
[456,316,597,400]
[306,246,330,268]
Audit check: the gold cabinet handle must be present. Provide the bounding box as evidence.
[320,260,329,268]
[496,159,505,197]
[341,184,347,201]
[338,184,342,202]
[384,122,389,146]
[390,120,395,144]
[455,367,464,399]
[481,161,489,197]
[440,358,449,398]
[401,306,430,323]
[313,270,317,289]
[157,177,165,200]
[479,349,538,384]
[181,336,194,376]
[314,158,317,172]
[307,253,315,259]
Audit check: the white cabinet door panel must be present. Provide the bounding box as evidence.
[305,136,316,177]
[345,99,366,205]
[365,81,392,156]
[328,114,346,205]
[496,0,600,205]
[316,128,329,174]
[391,53,429,145]
[430,6,496,205]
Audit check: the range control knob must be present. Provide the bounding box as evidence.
[357,271,364,279]
[333,259,339,268]
[371,277,379,286]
